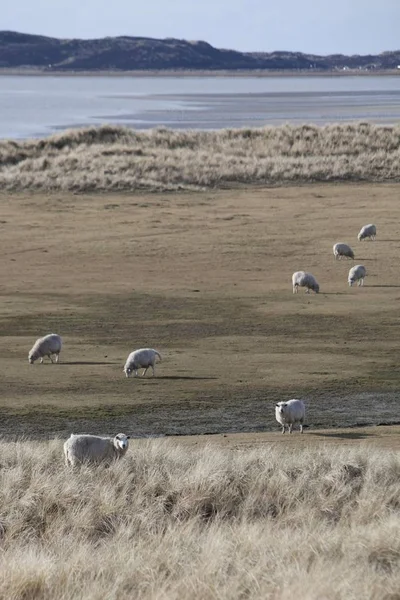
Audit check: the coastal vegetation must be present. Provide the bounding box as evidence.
[0,439,399,599]
[1,122,400,192]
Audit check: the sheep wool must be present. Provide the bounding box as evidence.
[333,243,355,260]
[64,433,130,466]
[275,399,306,434]
[358,224,376,241]
[28,333,62,364]
[348,264,367,287]
[123,348,162,378]
[292,271,320,294]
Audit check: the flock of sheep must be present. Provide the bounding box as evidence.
[26,223,377,466]
[279,223,377,439]
[60,398,306,467]
[291,223,375,294]
[28,336,162,376]
[61,398,305,467]
[28,337,162,466]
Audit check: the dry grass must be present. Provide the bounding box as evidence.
[1,122,400,191]
[0,439,399,599]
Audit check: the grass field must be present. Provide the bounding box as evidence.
[0,439,399,599]
[2,174,400,599]
[1,182,400,440]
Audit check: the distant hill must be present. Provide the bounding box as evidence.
[0,31,400,71]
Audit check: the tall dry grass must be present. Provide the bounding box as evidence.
[1,122,400,191]
[0,438,399,599]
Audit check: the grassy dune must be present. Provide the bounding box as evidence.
[0,439,399,599]
[1,122,400,191]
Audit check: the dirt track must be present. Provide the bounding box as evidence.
[1,184,400,441]
[171,425,400,450]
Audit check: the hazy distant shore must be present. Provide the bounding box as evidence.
[1,68,400,77]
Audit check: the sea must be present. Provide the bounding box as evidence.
[0,74,399,139]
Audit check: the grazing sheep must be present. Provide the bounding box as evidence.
[64,433,130,467]
[275,399,306,434]
[124,348,162,378]
[292,271,320,294]
[348,264,367,287]
[28,333,62,364]
[333,243,355,260]
[358,224,376,241]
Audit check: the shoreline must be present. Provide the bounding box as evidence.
[0,68,400,77]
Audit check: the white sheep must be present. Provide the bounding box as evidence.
[28,333,62,364]
[358,224,376,241]
[275,399,306,434]
[292,271,320,294]
[348,264,367,287]
[333,243,355,260]
[123,348,162,378]
[64,433,130,466]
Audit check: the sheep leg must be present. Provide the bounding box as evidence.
[300,421,304,434]
[142,367,148,377]
[55,353,60,363]
[40,357,44,364]
[152,364,156,377]
[64,449,71,467]
[281,425,285,434]
[305,289,310,294]
[49,354,54,364]
[289,424,293,434]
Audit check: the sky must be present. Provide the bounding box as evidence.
[2,0,399,55]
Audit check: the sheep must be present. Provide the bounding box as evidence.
[358,224,376,241]
[275,399,306,434]
[28,333,62,364]
[333,243,355,260]
[292,271,320,294]
[348,264,367,287]
[123,348,162,378]
[64,433,130,467]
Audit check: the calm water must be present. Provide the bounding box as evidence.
[0,75,399,139]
